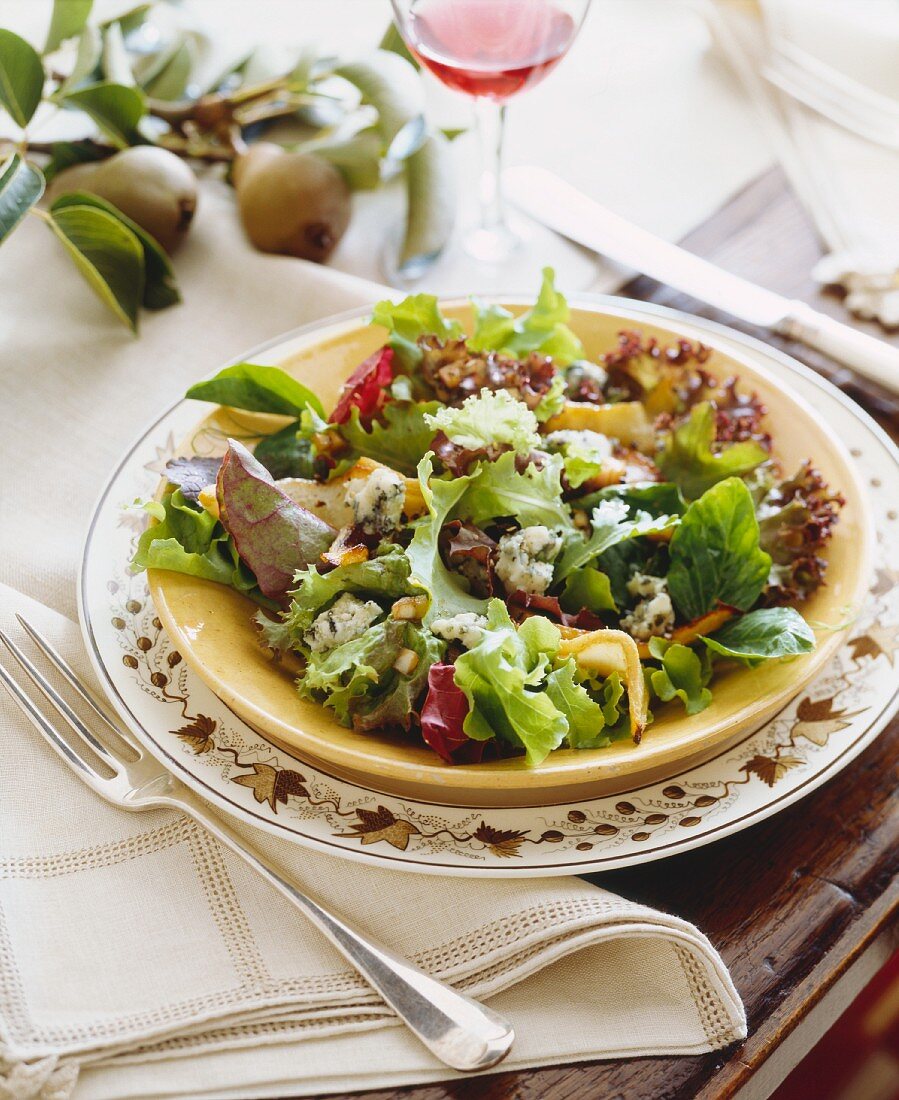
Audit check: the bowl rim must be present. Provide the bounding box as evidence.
[142,295,875,801]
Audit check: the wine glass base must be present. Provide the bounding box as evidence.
[382,210,601,297]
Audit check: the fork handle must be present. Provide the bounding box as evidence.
[166,788,514,1072]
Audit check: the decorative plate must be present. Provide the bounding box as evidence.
[79,299,899,876]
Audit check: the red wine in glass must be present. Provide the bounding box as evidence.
[407,0,578,101]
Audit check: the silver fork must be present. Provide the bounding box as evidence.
[0,615,514,1073]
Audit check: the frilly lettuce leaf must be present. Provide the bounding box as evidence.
[452,599,567,764]
[545,662,630,749]
[132,490,274,607]
[554,499,678,584]
[648,637,712,715]
[667,477,771,620]
[658,402,768,501]
[370,292,463,370]
[405,454,489,624]
[456,450,572,531]
[425,388,540,455]
[701,607,815,665]
[351,623,445,731]
[468,267,584,367]
[339,398,440,476]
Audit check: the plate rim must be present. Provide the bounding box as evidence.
[77,294,899,876]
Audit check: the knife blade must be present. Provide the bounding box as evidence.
[504,166,899,395]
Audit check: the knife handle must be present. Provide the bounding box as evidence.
[780,301,899,394]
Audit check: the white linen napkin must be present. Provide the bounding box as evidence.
[0,177,745,1099]
[705,0,899,325]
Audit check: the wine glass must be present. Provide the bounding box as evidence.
[390,0,592,282]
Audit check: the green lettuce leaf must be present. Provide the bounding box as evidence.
[648,637,712,715]
[298,619,400,725]
[560,567,617,614]
[545,659,607,748]
[351,623,445,731]
[468,267,583,367]
[657,402,768,500]
[581,481,687,518]
[405,455,489,624]
[252,422,315,480]
[452,600,567,764]
[554,499,677,584]
[260,545,421,653]
[534,372,567,422]
[456,450,572,531]
[701,607,815,664]
[339,398,440,476]
[370,293,463,370]
[667,477,772,620]
[186,362,325,419]
[425,388,540,455]
[132,490,272,606]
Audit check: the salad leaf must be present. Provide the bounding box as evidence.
[420,663,483,763]
[667,477,771,621]
[186,363,325,419]
[554,499,678,583]
[217,440,335,600]
[560,567,617,614]
[544,659,608,748]
[425,389,540,455]
[339,398,440,476]
[657,402,768,501]
[260,545,421,652]
[701,607,815,664]
[371,293,463,370]
[164,456,221,503]
[457,450,572,531]
[468,267,584,367]
[405,455,488,624]
[533,372,567,422]
[582,481,687,518]
[348,623,445,732]
[648,638,712,715]
[299,619,401,725]
[330,347,394,425]
[252,422,315,480]
[132,490,271,606]
[453,600,567,764]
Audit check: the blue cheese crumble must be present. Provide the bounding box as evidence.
[303,592,382,654]
[344,467,405,534]
[620,573,674,642]
[495,526,563,596]
[431,612,488,649]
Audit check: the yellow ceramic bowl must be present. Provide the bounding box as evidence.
[149,301,873,807]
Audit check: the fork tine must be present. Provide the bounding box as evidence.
[0,660,111,788]
[0,629,122,771]
[15,614,138,752]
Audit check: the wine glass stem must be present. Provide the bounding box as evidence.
[474,97,508,238]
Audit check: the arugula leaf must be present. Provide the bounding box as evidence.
[370,293,463,370]
[554,499,677,583]
[186,363,325,419]
[701,607,815,664]
[468,267,583,367]
[339,399,440,476]
[260,545,421,653]
[658,402,768,500]
[648,638,712,715]
[252,422,315,480]
[132,490,272,606]
[560,567,617,614]
[405,455,488,624]
[452,599,567,764]
[667,477,772,620]
[456,450,572,531]
[425,389,539,455]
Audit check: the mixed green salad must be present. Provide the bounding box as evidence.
[134,269,844,765]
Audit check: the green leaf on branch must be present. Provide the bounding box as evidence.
[56,26,102,95]
[0,29,46,128]
[42,138,107,183]
[400,131,455,270]
[296,129,383,191]
[335,50,425,148]
[51,190,180,310]
[0,154,45,243]
[45,0,94,54]
[46,203,145,330]
[142,37,195,101]
[101,23,135,86]
[60,81,146,147]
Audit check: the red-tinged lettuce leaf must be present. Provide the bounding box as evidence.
[507,590,605,632]
[331,346,394,425]
[419,662,486,764]
[439,520,497,597]
[165,456,222,503]
[217,439,336,600]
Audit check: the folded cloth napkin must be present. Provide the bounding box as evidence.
[0,584,746,1100]
[706,0,899,325]
[0,176,744,1099]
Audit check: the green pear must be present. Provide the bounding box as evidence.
[233,143,351,263]
[48,146,198,253]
